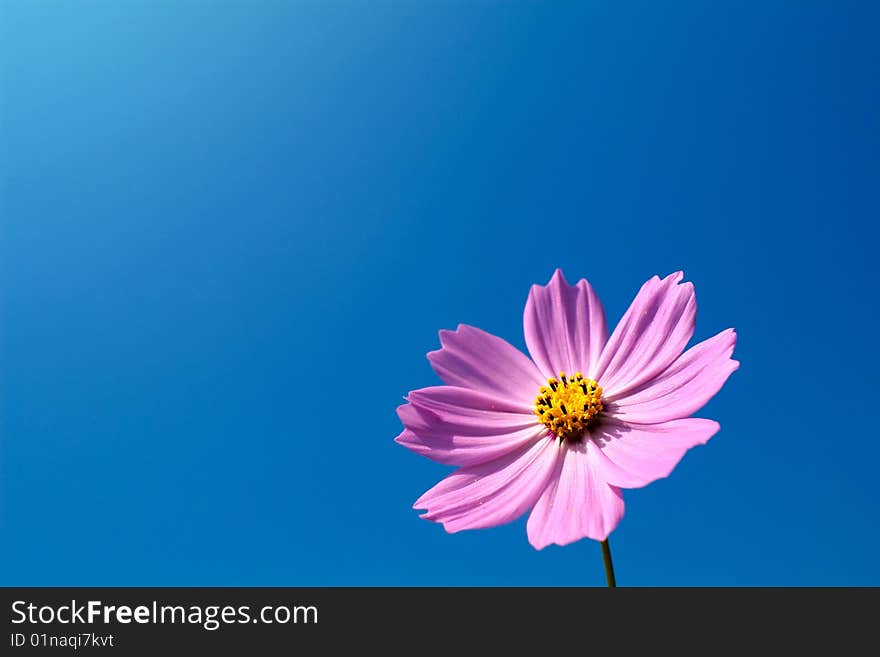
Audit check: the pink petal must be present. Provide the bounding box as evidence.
[409,384,535,416]
[607,328,739,424]
[427,324,545,400]
[523,269,608,379]
[593,272,696,398]
[590,418,720,489]
[395,386,544,466]
[526,439,625,548]
[414,437,560,533]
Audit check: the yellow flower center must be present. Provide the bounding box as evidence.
[534,372,604,441]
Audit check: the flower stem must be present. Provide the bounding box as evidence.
[600,539,617,587]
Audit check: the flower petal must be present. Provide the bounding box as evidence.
[589,418,720,489]
[395,386,544,466]
[414,437,560,533]
[606,328,738,424]
[593,272,696,398]
[427,324,545,400]
[408,384,536,417]
[523,269,608,379]
[526,439,625,548]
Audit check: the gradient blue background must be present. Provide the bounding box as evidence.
[2,2,877,586]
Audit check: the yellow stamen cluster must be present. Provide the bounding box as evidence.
[534,372,603,441]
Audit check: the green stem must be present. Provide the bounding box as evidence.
[600,539,617,587]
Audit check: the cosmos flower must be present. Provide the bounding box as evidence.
[395,270,738,549]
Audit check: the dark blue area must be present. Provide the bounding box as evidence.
[1,2,877,584]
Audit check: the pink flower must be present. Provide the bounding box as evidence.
[395,270,738,549]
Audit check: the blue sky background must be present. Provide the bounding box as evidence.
[1,2,877,586]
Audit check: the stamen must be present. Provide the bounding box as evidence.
[534,371,603,441]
